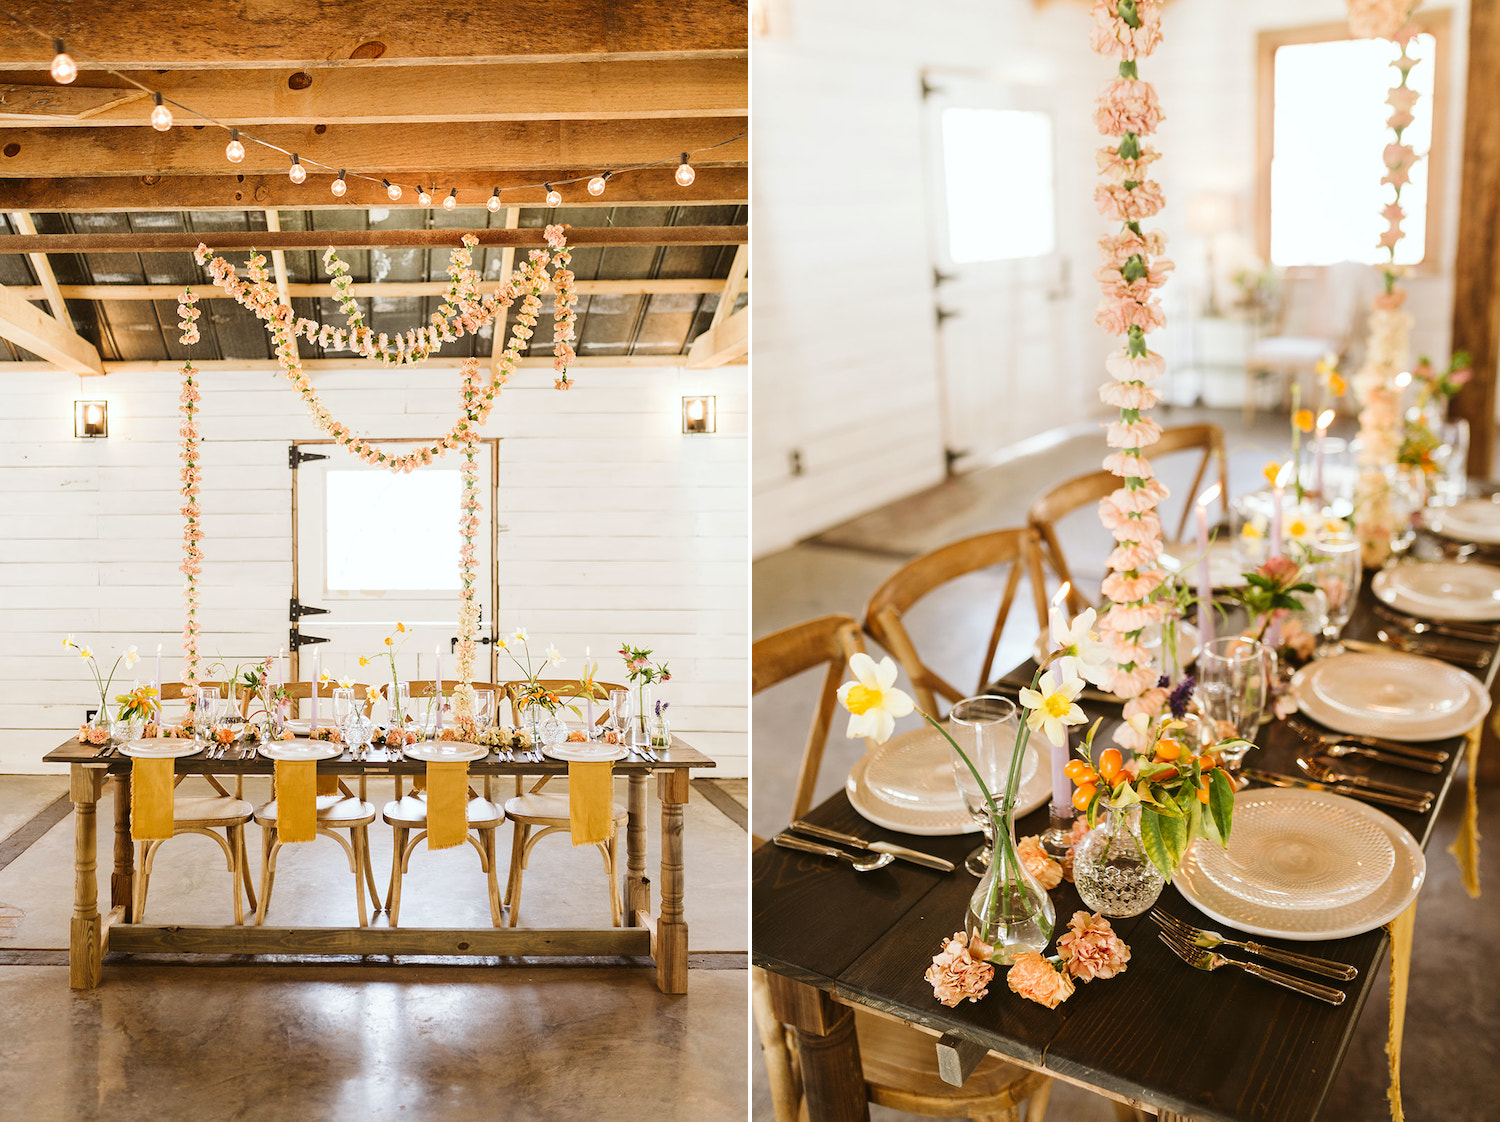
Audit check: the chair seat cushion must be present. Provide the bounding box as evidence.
[504,792,628,825]
[254,795,375,826]
[381,794,504,828]
[171,795,254,825]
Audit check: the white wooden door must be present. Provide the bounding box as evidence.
[291,439,497,689]
[923,74,1070,469]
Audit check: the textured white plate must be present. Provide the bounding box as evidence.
[259,742,343,762]
[543,743,629,763]
[120,737,203,759]
[1175,788,1425,941]
[1423,499,1500,544]
[1159,539,1247,589]
[1373,561,1500,621]
[1192,791,1396,909]
[404,742,489,763]
[1291,651,1488,741]
[846,726,1049,836]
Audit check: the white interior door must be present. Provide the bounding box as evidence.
[924,73,1069,469]
[291,439,496,690]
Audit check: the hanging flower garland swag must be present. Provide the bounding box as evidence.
[1090,0,1176,718]
[177,361,203,685]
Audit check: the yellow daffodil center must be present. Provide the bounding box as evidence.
[1042,693,1072,719]
[845,684,883,715]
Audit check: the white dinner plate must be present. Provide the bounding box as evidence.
[543,743,629,763]
[846,725,1049,836]
[404,742,489,763]
[120,737,204,759]
[1422,498,1500,544]
[1290,650,1488,741]
[259,742,343,762]
[1159,539,1247,589]
[1175,788,1425,941]
[1190,790,1395,910]
[280,718,342,736]
[1372,561,1500,621]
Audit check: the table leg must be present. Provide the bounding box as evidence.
[70,764,105,990]
[111,772,134,920]
[625,774,650,924]
[655,769,689,994]
[764,974,869,1122]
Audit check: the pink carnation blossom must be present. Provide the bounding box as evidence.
[1105,663,1159,698]
[925,931,996,1007]
[1057,911,1132,981]
[1105,349,1166,382]
[1095,296,1166,336]
[1122,685,1169,720]
[1095,180,1166,222]
[1017,835,1063,891]
[1103,601,1168,633]
[1006,951,1075,1009]
[1095,144,1161,182]
[1102,569,1167,602]
[1093,79,1165,137]
[1105,417,1163,449]
[1088,0,1164,60]
[1106,540,1161,571]
[1103,451,1154,479]
[1099,229,1168,267]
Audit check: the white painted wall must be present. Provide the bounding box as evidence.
[0,362,749,776]
[752,0,1471,556]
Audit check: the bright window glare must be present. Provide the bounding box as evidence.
[326,470,462,591]
[942,108,1056,263]
[1270,35,1434,266]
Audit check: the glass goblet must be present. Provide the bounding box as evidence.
[947,695,1028,877]
[1310,531,1362,657]
[472,689,495,734]
[608,687,631,738]
[193,686,221,751]
[1196,637,1271,770]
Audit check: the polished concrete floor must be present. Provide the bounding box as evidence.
[0,772,749,1120]
[752,406,1499,1121]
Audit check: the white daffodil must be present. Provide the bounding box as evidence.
[123,645,140,667]
[337,675,355,689]
[545,644,565,666]
[62,634,75,649]
[1048,606,1112,687]
[511,627,529,644]
[836,653,914,744]
[1018,664,1087,749]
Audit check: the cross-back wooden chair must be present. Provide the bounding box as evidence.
[500,678,631,928]
[377,679,508,926]
[132,681,256,924]
[862,528,1050,717]
[1028,424,1230,615]
[750,616,1053,1122]
[281,678,376,719]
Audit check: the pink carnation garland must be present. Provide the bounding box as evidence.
[177,362,202,683]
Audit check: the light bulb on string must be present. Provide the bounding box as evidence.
[225,128,245,163]
[150,93,172,132]
[675,153,695,187]
[487,188,501,213]
[418,186,432,207]
[544,183,561,208]
[50,40,77,84]
[331,169,347,198]
[288,154,306,184]
[384,179,402,201]
[443,188,457,211]
[587,171,611,197]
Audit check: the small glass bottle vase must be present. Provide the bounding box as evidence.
[1072,805,1167,918]
[632,683,653,748]
[966,813,1055,964]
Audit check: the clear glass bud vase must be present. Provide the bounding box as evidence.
[966,811,1055,964]
[1072,805,1166,918]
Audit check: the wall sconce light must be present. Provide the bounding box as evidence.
[682,395,716,435]
[74,400,107,438]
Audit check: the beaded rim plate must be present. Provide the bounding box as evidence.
[1191,792,1396,910]
[259,742,343,762]
[120,737,204,759]
[404,742,489,763]
[1290,651,1488,741]
[1174,789,1424,941]
[1422,499,1500,544]
[1373,561,1500,621]
[543,743,628,763]
[846,725,1049,836]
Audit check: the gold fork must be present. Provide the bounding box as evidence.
[1151,909,1357,980]
[1158,931,1347,1005]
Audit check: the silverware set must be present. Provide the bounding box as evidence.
[771,822,956,873]
[1153,911,1349,1006]
[1373,603,1500,643]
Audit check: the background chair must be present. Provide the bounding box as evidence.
[1241,262,1367,422]
[501,678,631,928]
[863,527,1050,716]
[751,614,1052,1122]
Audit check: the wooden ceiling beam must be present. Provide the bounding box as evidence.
[0,119,747,177]
[0,355,694,373]
[685,306,747,369]
[2,279,740,301]
[0,1,748,69]
[8,211,67,320]
[0,59,747,126]
[0,226,746,253]
[0,167,748,211]
[0,281,103,374]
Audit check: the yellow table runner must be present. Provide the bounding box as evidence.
[425,761,470,850]
[1384,899,1418,1122]
[1448,719,1484,898]
[272,760,326,844]
[569,761,613,846]
[129,758,174,841]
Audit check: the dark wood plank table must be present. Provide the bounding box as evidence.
[753,571,1494,1121]
[47,735,715,994]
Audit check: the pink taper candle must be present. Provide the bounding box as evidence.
[1314,409,1335,498]
[154,643,162,691]
[1269,461,1293,561]
[434,645,443,731]
[1195,484,1221,649]
[310,649,319,733]
[584,645,595,731]
[1048,582,1072,812]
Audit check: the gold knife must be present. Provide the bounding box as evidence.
[1241,768,1431,812]
[790,820,956,872]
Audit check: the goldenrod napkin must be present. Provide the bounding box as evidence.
[1385,900,1418,1122]
[569,761,613,846]
[316,774,340,797]
[274,760,317,843]
[426,761,470,850]
[130,757,174,841]
[1447,720,1483,898]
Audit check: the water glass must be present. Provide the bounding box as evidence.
[193,686,221,749]
[472,689,495,733]
[608,687,631,735]
[390,682,413,728]
[1432,420,1470,507]
[1196,638,1271,768]
[1310,531,1362,657]
[947,695,1028,877]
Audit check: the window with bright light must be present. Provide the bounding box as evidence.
[1268,31,1437,267]
[325,470,462,591]
[941,108,1056,263]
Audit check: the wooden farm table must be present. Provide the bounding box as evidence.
[753,574,1495,1121]
[46,735,715,995]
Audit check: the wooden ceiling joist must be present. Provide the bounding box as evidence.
[0,119,747,178]
[685,305,747,369]
[0,355,694,375]
[0,167,748,211]
[0,58,747,126]
[3,279,738,301]
[0,281,103,374]
[0,1,748,69]
[0,226,746,254]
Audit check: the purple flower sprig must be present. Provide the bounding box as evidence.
[1167,676,1196,720]
[654,699,670,717]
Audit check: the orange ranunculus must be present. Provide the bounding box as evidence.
[1293,409,1314,433]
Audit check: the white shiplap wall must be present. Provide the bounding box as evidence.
[0,362,748,776]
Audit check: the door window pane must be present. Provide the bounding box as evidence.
[941,107,1056,263]
[325,470,462,591]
